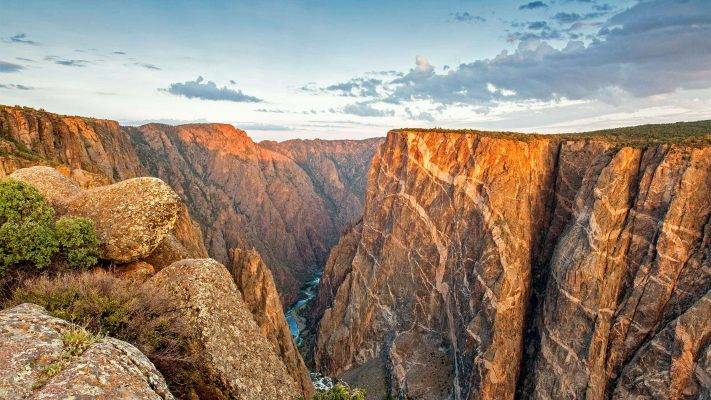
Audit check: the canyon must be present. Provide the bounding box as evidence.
[1,104,709,399]
[313,126,711,399]
[0,105,381,305]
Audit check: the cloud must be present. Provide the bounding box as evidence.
[450,12,486,23]
[519,1,548,10]
[365,0,711,106]
[342,102,394,117]
[405,108,436,122]
[255,108,287,113]
[128,62,161,70]
[45,56,90,67]
[5,33,39,45]
[0,83,33,90]
[113,51,127,55]
[0,61,25,73]
[161,76,262,102]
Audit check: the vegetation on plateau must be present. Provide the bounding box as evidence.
[310,384,366,400]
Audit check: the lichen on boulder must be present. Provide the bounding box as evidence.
[146,258,301,400]
[0,303,173,400]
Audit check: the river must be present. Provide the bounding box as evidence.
[284,271,335,390]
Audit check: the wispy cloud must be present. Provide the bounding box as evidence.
[0,83,33,90]
[0,61,25,73]
[237,122,293,131]
[5,33,40,45]
[160,76,262,102]
[45,56,90,67]
[307,0,711,107]
[450,12,486,23]
[342,102,394,117]
[128,62,161,70]
[519,1,548,10]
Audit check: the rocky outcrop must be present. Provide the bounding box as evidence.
[147,258,301,399]
[314,126,711,399]
[228,248,315,398]
[0,106,143,181]
[0,303,173,400]
[130,123,381,304]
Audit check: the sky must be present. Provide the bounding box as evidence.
[1,0,710,141]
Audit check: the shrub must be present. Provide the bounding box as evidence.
[0,179,58,273]
[6,270,197,396]
[55,216,100,270]
[312,384,366,400]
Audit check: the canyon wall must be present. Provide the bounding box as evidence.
[314,126,711,399]
[0,105,381,304]
[129,124,381,303]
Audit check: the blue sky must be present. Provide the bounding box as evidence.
[1,0,710,140]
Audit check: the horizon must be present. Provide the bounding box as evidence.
[1,0,710,141]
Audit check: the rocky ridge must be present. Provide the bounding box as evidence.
[314,125,711,399]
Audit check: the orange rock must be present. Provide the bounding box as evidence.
[114,261,155,281]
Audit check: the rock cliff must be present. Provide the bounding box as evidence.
[314,124,711,399]
[0,105,382,303]
[128,123,381,304]
[228,248,315,398]
[146,258,303,399]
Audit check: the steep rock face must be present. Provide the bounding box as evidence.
[147,258,301,400]
[0,303,173,400]
[314,128,711,399]
[228,248,314,399]
[0,106,144,181]
[130,123,380,304]
[261,138,383,229]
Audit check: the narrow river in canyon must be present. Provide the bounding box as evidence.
[284,271,334,390]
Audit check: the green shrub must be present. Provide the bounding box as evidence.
[0,179,58,273]
[312,384,366,400]
[6,270,197,397]
[55,216,99,270]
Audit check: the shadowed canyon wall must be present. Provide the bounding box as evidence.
[313,127,711,399]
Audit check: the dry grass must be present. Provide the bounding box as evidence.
[5,270,200,397]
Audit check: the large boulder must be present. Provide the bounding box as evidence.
[65,177,181,262]
[0,303,173,400]
[146,258,301,400]
[228,248,315,399]
[8,166,183,263]
[9,166,81,211]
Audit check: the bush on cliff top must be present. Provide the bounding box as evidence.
[0,179,59,273]
[0,179,100,274]
[55,216,100,270]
